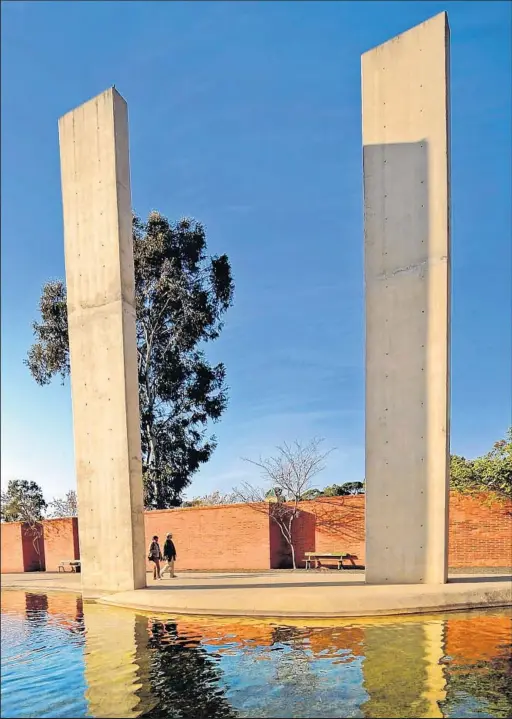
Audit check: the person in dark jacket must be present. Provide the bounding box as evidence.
[161,533,177,578]
[148,535,162,580]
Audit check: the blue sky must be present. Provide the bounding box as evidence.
[1,1,510,502]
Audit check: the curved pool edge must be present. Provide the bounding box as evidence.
[96,575,512,619]
[96,597,512,620]
[2,572,511,620]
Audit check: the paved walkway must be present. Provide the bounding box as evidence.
[2,570,511,618]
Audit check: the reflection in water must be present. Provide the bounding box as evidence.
[137,619,236,719]
[440,613,512,718]
[362,622,446,718]
[1,590,511,719]
[82,602,154,719]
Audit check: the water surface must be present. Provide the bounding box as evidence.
[1,590,511,718]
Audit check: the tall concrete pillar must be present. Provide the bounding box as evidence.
[362,13,451,584]
[59,88,146,593]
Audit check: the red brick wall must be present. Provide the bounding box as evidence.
[1,492,510,572]
[448,493,512,567]
[290,509,317,567]
[22,523,45,572]
[269,519,287,568]
[144,503,272,571]
[302,496,366,565]
[1,523,24,572]
[292,493,511,569]
[1,522,45,572]
[43,518,80,572]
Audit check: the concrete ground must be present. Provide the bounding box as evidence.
[2,570,511,618]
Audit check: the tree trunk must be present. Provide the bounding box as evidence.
[290,542,296,570]
[289,513,296,569]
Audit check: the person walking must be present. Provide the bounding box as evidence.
[148,535,162,580]
[161,533,177,578]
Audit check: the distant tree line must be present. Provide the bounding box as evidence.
[2,428,510,525]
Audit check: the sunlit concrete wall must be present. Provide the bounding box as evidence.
[362,13,451,584]
[58,88,146,593]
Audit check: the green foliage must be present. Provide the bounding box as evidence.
[300,488,323,501]
[182,490,237,507]
[450,428,512,501]
[26,280,69,385]
[306,481,365,499]
[323,481,365,497]
[1,479,47,523]
[25,212,234,509]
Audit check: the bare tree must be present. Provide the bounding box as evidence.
[233,439,334,569]
[48,490,78,518]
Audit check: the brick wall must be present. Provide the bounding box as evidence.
[301,496,366,565]
[448,493,512,567]
[144,502,272,571]
[291,492,511,569]
[1,522,45,572]
[1,523,24,572]
[22,523,45,572]
[43,518,80,572]
[1,492,510,572]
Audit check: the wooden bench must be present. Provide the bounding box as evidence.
[304,552,351,570]
[58,560,81,573]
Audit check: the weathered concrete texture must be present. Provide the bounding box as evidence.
[59,88,146,593]
[362,13,451,584]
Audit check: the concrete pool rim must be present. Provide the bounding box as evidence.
[2,571,510,620]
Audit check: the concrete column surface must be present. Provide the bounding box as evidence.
[59,88,146,593]
[362,13,451,584]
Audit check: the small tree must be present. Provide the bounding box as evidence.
[1,479,47,570]
[182,490,238,507]
[233,439,333,569]
[48,490,78,518]
[323,481,365,497]
[1,479,47,522]
[300,488,323,501]
[450,428,512,502]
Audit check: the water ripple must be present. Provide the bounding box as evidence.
[1,591,511,719]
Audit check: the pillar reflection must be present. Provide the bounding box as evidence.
[361,618,446,718]
[82,603,154,718]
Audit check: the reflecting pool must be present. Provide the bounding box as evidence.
[1,590,511,718]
